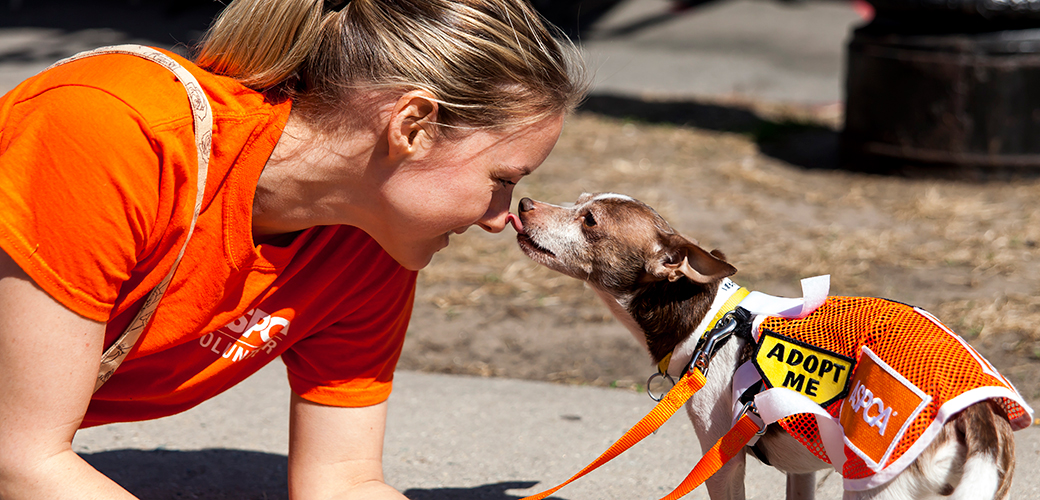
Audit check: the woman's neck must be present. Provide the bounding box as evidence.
[252,115,379,241]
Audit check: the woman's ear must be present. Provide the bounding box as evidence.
[387,90,439,162]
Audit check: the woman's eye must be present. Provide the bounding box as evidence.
[582,212,597,227]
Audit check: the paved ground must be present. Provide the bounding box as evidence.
[580,0,863,103]
[73,362,1040,499]
[7,0,1040,499]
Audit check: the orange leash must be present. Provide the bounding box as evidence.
[519,369,708,500]
[521,306,763,500]
[657,414,762,500]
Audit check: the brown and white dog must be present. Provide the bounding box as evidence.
[512,192,1029,500]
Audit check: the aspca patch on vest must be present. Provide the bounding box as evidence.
[840,346,931,470]
[754,330,853,406]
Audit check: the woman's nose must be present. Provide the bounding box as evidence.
[477,189,514,233]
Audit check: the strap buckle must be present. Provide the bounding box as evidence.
[734,401,767,437]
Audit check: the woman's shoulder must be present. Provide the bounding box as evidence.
[4,47,289,132]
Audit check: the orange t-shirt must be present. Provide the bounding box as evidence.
[0,49,418,427]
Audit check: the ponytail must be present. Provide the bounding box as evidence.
[195,0,328,91]
[197,0,588,132]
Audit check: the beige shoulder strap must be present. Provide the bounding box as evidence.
[45,45,213,393]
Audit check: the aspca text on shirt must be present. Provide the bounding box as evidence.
[839,346,931,468]
[199,308,292,363]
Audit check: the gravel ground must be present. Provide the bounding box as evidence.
[402,100,1040,411]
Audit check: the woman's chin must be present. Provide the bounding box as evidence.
[394,251,432,271]
[389,238,446,271]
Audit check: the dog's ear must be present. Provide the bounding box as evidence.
[648,236,737,284]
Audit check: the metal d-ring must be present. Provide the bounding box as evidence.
[734,401,768,436]
[646,371,676,402]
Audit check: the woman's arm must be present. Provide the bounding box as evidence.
[0,250,137,499]
[288,395,408,500]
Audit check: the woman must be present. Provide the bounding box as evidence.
[0,0,586,498]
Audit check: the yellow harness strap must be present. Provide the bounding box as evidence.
[657,287,750,375]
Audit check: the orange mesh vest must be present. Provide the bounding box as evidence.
[754,296,1031,489]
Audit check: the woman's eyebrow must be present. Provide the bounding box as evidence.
[495,165,532,177]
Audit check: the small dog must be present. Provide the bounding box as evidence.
[514,192,1031,500]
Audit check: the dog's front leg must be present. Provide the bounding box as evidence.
[686,386,748,500]
[705,451,747,500]
[787,472,815,500]
[685,339,748,500]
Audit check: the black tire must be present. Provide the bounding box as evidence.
[867,0,1040,22]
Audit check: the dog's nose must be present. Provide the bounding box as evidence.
[518,197,534,213]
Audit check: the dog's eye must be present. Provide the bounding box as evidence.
[582,212,597,227]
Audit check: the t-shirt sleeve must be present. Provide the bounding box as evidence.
[0,85,162,321]
[281,262,418,407]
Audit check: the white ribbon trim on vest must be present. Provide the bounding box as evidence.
[743,274,830,321]
[730,361,846,472]
[665,275,831,379]
[754,387,847,472]
[725,276,842,470]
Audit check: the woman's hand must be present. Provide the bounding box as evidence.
[288,395,408,500]
[0,250,137,498]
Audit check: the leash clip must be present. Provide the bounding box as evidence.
[689,307,752,377]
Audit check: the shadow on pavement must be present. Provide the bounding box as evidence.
[579,93,841,172]
[0,0,225,59]
[404,481,565,500]
[82,448,289,499]
[82,449,563,500]
[579,93,1040,181]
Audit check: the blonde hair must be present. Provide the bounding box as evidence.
[196,0,587,132]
